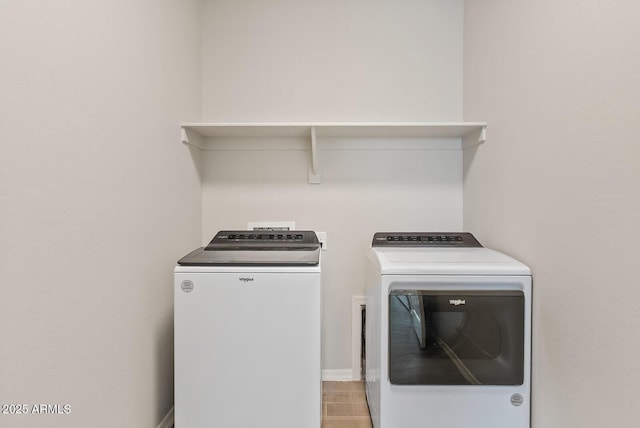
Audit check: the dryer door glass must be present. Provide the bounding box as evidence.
[389,290,524,385]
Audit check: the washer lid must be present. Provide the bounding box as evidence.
[178,230,321,266]
[368,247,531,276]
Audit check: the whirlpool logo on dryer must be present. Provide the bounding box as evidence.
[239,277,254,283]
[449,299,466,306]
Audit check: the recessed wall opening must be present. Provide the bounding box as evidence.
[361,305,366,380]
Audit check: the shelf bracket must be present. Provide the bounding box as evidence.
[478,125,487,144]
[308,126,321,184]
[462,125,487,150]
[181,127,204,150]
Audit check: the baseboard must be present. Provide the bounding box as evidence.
[322,369,354,381]
[157,406,174,428]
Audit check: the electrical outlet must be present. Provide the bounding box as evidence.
[316,231,327,250]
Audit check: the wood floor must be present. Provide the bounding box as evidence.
[172,381,372,427]
[322,381,372,428]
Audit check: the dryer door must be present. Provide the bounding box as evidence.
[389,288,524,385]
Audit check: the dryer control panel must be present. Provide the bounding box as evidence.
[371,232,482,247]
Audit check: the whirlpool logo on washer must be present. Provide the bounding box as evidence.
[181,280,194,293]
[449,299,466,306]
[239,277,254,283]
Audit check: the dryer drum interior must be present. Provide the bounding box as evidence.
[389,289,525,386]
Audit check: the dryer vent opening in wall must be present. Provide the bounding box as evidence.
[352,296,367,381]
[361,305,366,380]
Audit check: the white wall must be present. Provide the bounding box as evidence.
[0,1,202,427]
[198,0,464,371]
[201,0,462,122]
[463,1,640,426]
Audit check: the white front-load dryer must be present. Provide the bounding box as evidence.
[365,232,531,428]
[175,231,322,428]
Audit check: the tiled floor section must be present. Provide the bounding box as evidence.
[322,381,372,428]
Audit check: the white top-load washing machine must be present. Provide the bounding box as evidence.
[175,231,322,428]
[365,232,531,428]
